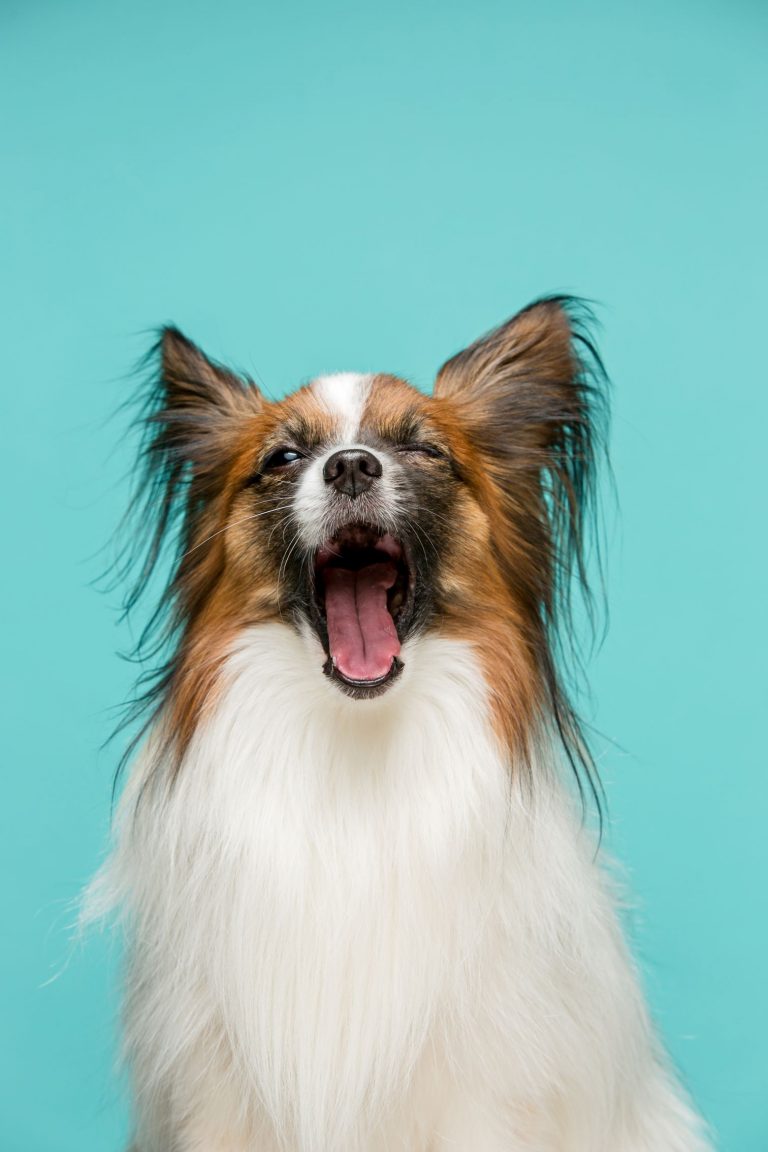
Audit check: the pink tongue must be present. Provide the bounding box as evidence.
[323,562,401,681]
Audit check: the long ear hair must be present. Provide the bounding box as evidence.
[108,328,261,788]
[435,295,610,821]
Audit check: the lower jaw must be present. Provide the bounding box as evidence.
[322,655,404,699]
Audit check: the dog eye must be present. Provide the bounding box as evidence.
[396,443,446,460]
[263,447,306,471]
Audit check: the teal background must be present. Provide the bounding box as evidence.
[2,1,766,1148]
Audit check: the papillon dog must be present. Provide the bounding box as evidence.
[91,297,711,1150]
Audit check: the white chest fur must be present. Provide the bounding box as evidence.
[98,624,708,1152]
[109,628,516,1147]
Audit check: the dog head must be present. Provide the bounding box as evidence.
[122,297,606,782]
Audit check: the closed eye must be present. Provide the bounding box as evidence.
[395,443,447,460]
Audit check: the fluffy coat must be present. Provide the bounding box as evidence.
[89,298,711,1150]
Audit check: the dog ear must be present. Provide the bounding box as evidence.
[116,328,262,623]
[434,296,602,464]
[435,296,609,827]
[157,326,261,478]
[434,297,606,524]
[434,293,608,646]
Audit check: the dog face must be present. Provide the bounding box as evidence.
[240,370,475,697]
[127,298,605,773]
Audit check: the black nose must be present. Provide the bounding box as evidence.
[323,449,383,498]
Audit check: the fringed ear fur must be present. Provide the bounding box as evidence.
[434,295,608,623]
[108,329,263,786]
[435,296,609,821]
[434,295,604,472]
[116,326,263,627]
[157,326,261,479]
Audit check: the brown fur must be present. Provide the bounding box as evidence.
[120,298,606,809]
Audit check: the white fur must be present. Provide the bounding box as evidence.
[312,372,373,441]
[90,625,711,1151]
[294,373,404,549]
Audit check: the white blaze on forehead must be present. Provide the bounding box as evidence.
[312,372,373,442]
[297,370,402,548]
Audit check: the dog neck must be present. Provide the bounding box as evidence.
[107,622,567,1150]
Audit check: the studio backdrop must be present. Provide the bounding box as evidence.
[2,1,766,1149]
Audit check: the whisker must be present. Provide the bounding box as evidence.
[277,531,303,588]
[181,501,294,561]
[275,531,306,624]
[266,513,297,550]
[403,503,454,531]
[401,511,440,565]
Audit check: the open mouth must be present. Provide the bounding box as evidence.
[312,523,413,698]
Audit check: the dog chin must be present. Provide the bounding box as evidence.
[322,654,405,699]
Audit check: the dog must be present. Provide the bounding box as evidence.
[91,297,711,1150]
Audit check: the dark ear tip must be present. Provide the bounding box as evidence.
[526,294,602,334]
[154,326,260,407]
[160,324,193,355]
[521,296,575,333]
[159,325,205,377]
